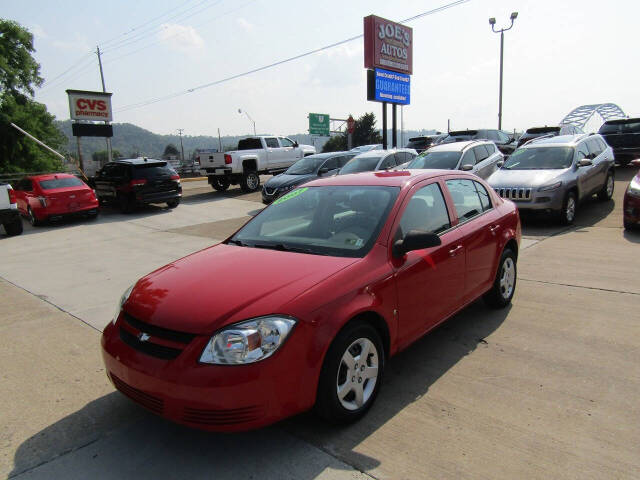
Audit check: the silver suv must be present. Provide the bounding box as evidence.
[488,134,615,224]
[404,140,503,180]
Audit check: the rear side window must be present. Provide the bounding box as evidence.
[474,181,492,211]
[586,139,603,156]
[473,145,490,162]
[446,179,484,222]
[380,155,396,169]
[133,164,175,179]
[39,177,84,190]
[265,138,279,148]
[485,143,496,154]
[622,121,640,133]
[598,123,619,135]
[238,138,263,150]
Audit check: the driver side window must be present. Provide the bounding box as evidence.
[397,183,451,238]
[280,137,294,148]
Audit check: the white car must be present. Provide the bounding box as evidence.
[404,140,504,180]
[339,148,418,175]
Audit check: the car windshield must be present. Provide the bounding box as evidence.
[285,156,325,175]
[407,151,461,170]
[503,147,574,170]
[229,185,399,258]
[339,157,382,174]
[38,177,84,189]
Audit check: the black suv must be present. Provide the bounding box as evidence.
[598,118,640,166]
[517,124,583,147]
[443,129,517,155]
[405,133,447,153]
[94,158,182,213]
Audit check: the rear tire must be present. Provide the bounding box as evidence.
[118,194,135,214]
[240,171,260,193]
[597,171,614,201]
[27,207,42,226]
[211,177,230,192]
[315,321,384,424]
[483,248,517,308]
[624,219,634,230]
[167,199,180,209]
[3,217,23,236]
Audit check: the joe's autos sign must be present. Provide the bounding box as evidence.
[66,89,113,122]
[363,15,413,74]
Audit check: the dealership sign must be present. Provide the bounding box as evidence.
[367,68,410,105]
[66,89,113,122]
[363,15,413,74]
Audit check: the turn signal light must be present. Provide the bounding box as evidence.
[170,174,180,180]
[224,154,232,165]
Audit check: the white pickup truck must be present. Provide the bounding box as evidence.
[198,136,316,192]
[0,182,23,236]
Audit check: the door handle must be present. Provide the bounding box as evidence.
[489,224,500,235]
[448,245,463,257]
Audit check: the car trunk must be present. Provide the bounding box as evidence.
[42,186,95,214]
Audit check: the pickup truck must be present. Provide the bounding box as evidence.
[0,182,23,236]
[198,136,316,192]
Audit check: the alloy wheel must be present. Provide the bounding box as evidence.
[246,173,259,190]
[336,338,379,411]
[499,257,516,300]
[565,196,576,223]
[606,175,614,197]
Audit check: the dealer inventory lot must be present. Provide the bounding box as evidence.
[1,171,639,479]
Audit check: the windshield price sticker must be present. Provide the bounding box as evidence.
[273,187,309,205]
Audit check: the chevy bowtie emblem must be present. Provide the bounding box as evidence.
[138,332,151,342]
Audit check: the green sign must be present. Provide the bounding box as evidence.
[273,187,308,205]
[309,113,330,136]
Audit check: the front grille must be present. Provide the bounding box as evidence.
[119,328,183,359]
[123,313,196,344]
[494,187,532,201]
[111,374,164,415]
[182,405,264,426]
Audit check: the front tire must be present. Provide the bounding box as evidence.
[597,171,614,201]
[167,199,180,209]
[315,321,384,424]
[483,248,517,308]
[558,191,577,225]
[240,171,260,193]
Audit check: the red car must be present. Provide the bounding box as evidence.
[623,160,640,230]
[14,174,99,225]
[102,170,521,431]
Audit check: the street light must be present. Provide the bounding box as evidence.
[238,108,256,135]
[489,12,518,130]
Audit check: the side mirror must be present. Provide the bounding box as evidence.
[393,230,441,257]
[318,167,330,175]
[577,159,593,167]
[460,164,473,171]
[293,141,299,148]
[496,160,504,168]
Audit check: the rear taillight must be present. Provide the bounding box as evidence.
[38,196,47,207]
[8,187,17,204]
[224,154,232,165]
[170,174,180,180]
[130,179,147,187]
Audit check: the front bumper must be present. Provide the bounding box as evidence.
[624,190,640,225]
[101,313,314,432]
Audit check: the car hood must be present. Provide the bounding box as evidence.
[488,168,568,187]
[124,244,359,334]
[265,173,314,189]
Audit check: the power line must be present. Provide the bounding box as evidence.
[117,0,470,113]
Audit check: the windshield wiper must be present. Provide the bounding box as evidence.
[253,243,327,255]
[227,239,247,246]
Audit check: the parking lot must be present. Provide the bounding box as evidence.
[1,168,639,479]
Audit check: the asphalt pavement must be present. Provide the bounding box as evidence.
[1,169,639,479]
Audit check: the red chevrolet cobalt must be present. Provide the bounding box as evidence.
[102,170,521,431]
[14,174,98,225]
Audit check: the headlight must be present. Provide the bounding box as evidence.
[629,177,640,196]
[113,284,134,325]
[279,185,294,192]
[538,181,562,192]
[199,316,296,365]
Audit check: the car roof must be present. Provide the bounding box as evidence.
[602,117,640,125]
[305,169,477,188]
[28,173,78,181]
[426,140,486,152]
[352,148,414,158]
[113,157,165,165]
[523,134,588,147]
[303,152,351,160]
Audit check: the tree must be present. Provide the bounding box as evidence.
[0,19,65,173]
[92,149,122,164]
[0,19,42,97]
[163,143,179,158]
[322,112,382,152]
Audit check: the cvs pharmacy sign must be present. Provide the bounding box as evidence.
[66,89,113,122]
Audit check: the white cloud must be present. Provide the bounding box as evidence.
[236,18,254,32]
[158,23,204,52]
[30,24,48,39]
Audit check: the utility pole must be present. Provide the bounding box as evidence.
[96,46,113,165]
[177,128,185,163]
[489,13,518,130]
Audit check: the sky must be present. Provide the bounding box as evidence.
[4,0,638,137]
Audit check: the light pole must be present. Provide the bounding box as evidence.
[238,108,256,135]
[489,12,518,130]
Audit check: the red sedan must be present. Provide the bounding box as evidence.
[623,160,640,230]
[102,170,521,431]
[14,174,99,225]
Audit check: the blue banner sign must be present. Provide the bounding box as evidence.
[370,68,410,105]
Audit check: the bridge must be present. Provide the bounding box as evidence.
[560,103,627,129]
